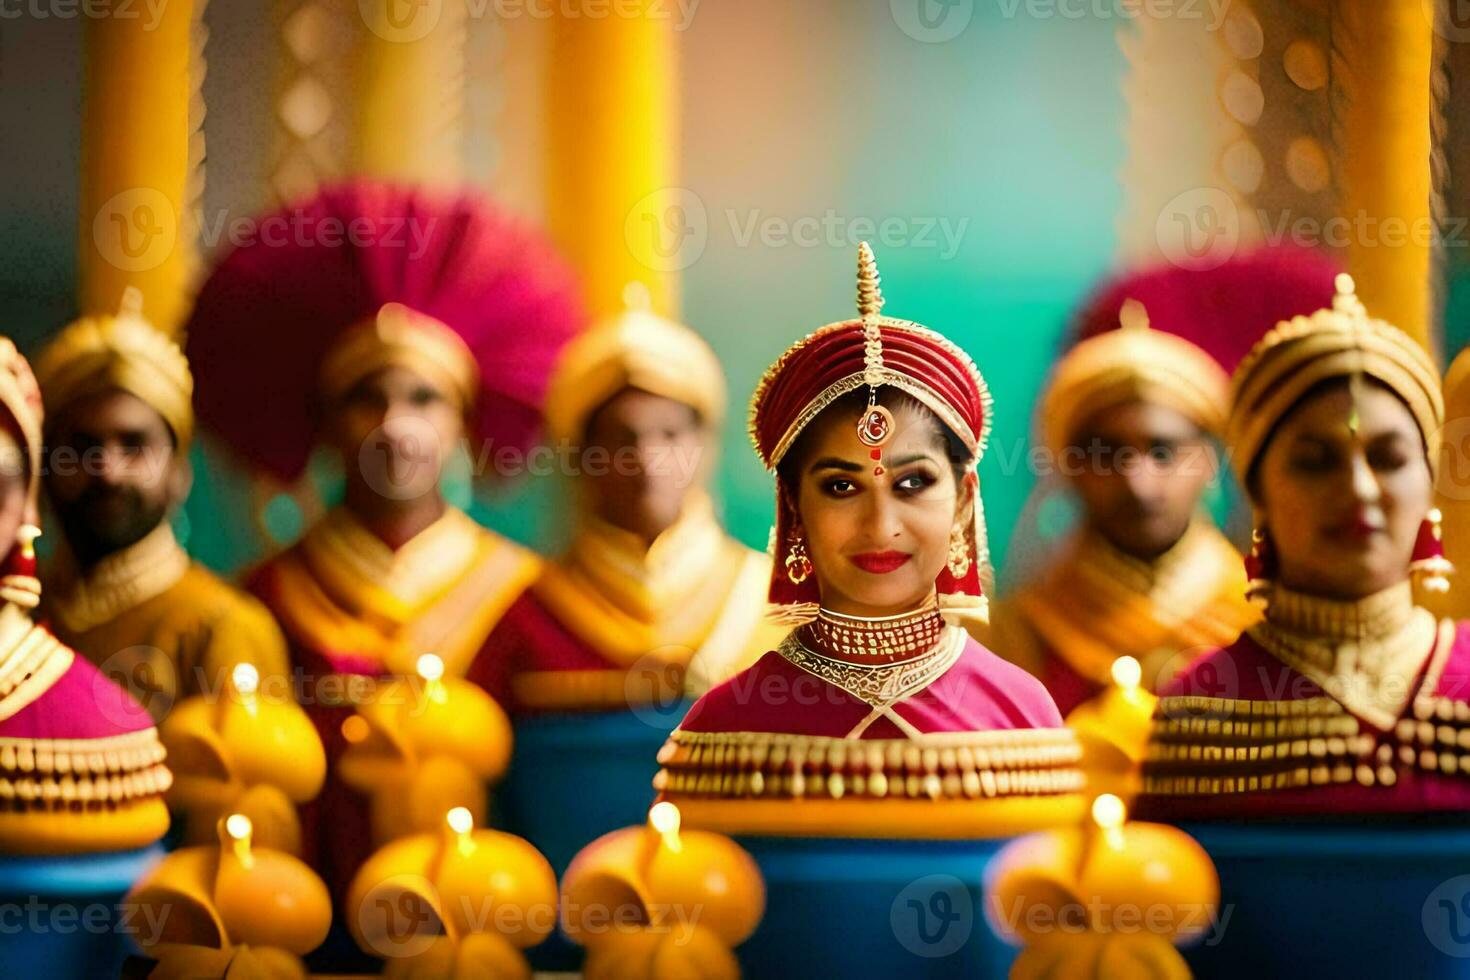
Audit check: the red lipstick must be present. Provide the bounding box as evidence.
[849,551,912,574]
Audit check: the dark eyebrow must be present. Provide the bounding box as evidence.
[808,456,864,473]
[888,452,937,468]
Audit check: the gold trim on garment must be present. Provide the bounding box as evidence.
[1012,520,1257,687]
[44,523,192,633]
[530,496,777,695]
[268,506,538,676]
[655,727,1084,802]
[1143,617,1468,796]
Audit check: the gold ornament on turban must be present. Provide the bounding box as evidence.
[36,287,195,446]
[1227,274,1443,484]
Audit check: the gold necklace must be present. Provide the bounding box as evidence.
[803,593,945,660]
[1251,582,1437,731]
[778,626,965,710]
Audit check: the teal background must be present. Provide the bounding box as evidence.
[4,4,1130,582]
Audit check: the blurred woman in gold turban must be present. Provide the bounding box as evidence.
[1141,274,1470,817]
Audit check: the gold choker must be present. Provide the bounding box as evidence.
[803,595,945,660]
[1264,581,1416,641]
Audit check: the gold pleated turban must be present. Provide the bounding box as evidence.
[1042,300,1230,458]
[35,289,195,446]
[1227,274,1443,483]
[543,293,726,445]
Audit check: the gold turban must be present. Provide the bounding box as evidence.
[317,303,479,411]
[1228,274,1443,485]
[36,289,195,446]
[543,293,726,445]
[1042,300,1229,459]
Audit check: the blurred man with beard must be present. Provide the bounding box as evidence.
[34,289,289,722]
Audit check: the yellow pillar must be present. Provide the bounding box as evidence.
[352,0,467,184]
[545,2,680,319]
[79,0,202,334]
[1333,0,1434,348]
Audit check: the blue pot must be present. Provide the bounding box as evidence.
[499,707,684,972]
[734,836,1018,979]
[499,707,685,875]
[0,846,164,978]
[1181,823,1470,979]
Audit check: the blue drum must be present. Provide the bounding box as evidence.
[733,836,1018,979]
[1180,823,1470,979]
[498,707,683,875]
[499,707,683,972]
[0,846,164,978]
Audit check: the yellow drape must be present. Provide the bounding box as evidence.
[352,0,467,184]
[79,0,202,335]
[1333,0,1434,349]
[545,1,680,318]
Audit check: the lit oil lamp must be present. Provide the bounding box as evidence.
[1065,655,1157,799]
[561,802,765,980]
[122,812,332,974]
[346,806,558,977]
[160,663,326,854]
[986,794,1217,978]
[337,652,513,844]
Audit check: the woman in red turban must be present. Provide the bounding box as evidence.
[655,245,1081,838]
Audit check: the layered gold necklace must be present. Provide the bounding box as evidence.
[803,593,946,661]
[781,594,962,711]
[1251,581,1439,731]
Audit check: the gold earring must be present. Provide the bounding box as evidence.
[947,522,971,578]
[785,525,813,585]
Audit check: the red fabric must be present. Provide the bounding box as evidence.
[755,322,991,611]
[1072,245,1340,375]
[1036,652,1100,720]
[185,180,584,483]
[1137,623,1470,818]
[0,641,156,739]
[465,590,625,715]
[677,635,1064,737]
[753,325,987,466]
